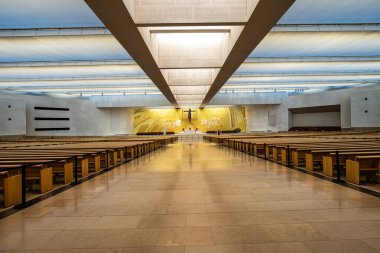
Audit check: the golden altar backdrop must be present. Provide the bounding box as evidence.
[133,107,246,133]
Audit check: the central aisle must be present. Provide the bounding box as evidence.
[1,140,380,252]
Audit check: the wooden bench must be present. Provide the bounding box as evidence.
[25,166,53,193]
[346,155,380,184]
[49,161,74,184]
[322,150,380,177]
[0,136,176,208]
[0,166,22,207]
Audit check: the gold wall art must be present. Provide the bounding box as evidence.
[133,107,246,133]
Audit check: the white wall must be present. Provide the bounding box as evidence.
[110,108,134,135]
[351,88,380,128]
[0,94,134,136]
[0,97,26,135]
[245,104,280,132]
[245,85,380,131]
[279,89,351,130]
[292,112,341,127]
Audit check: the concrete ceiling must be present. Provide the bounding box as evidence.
[84,0,294,108]
[0,0,379,107]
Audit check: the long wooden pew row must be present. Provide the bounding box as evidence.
[0,136,177,208]
[294,144,380,170]
[301,146,380,171]
[322,150,380,177]
[242,139,380,166]
[210,133,380,187]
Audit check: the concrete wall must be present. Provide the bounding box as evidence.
[280,90,350,130]
[0,97,26,135]
[93,94,172,108]
[292,112,341,127]
[2,86,379,136]
[110,107,134,135]
[210,92,285,106]
[245,85,380,131]
[245,104,280,132]
[351,88,380,128]
[0,93,134,136]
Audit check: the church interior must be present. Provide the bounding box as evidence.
[0,0,380,252]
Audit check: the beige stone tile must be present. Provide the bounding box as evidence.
[260,223,330,242]
[0,230,61,250]
[43,229,160,249]
[0,217,46,232]
[304,240,378,253]
[0,248,183,253]
[37,216,99,230]
[319,198,380,209]
[137,214,186,228]
[90,215,141,229]
[315,208,380,222]
[156,227,214,246]
[166,203,207,214]
[122,246,185,253]
[268,210,328,224]
[186,213,239,226]
[245,242,312,253]
[185,244,248,253]
[2,141,380,253]
[10,206,56,218]
[205,202,247,213]
[211,225,272,244]
[311,221,380,240]
[362,238,380,252]
[244,201,290,211]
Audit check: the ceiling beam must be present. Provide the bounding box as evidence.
[244,56,380,63]
[84,0,179,108]
[0,27,109,37]
[1,56,379,68]
[271,23,380,32]
[0,60,137,67]
[1,23,378,38]
[201,0,295,107]
[135,22,247,27]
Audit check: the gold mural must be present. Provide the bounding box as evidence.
[133,107,246,133]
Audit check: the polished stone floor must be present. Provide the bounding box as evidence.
[1,140,380,252]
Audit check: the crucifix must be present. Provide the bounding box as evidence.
[184,108,196,123]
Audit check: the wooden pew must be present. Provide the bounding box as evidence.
[0,166,22,207]
[346,155,380,184]
[322,150,380,177]
[50,161,74,184]
[304,146,380,171]
[26,166,53,193]
[0,137,175,208]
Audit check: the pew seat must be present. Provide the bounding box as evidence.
[26,166,53,193]
[50,161,74,184]
[346,156,380,184]
[0,170,22,208]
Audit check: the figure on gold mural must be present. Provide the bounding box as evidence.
[184,108,196,123]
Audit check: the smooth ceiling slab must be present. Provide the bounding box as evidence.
[201,0,295,107]
[130,0,258,25]
[0,35,130,62]
[85,0,179,107]
[86,0,293,108]
[250,31,380,58]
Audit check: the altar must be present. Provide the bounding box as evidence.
[177,130,204,141]
[177,129,203,135]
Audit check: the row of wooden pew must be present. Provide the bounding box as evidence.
[0,136,177,208]
[204,132,380,186]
